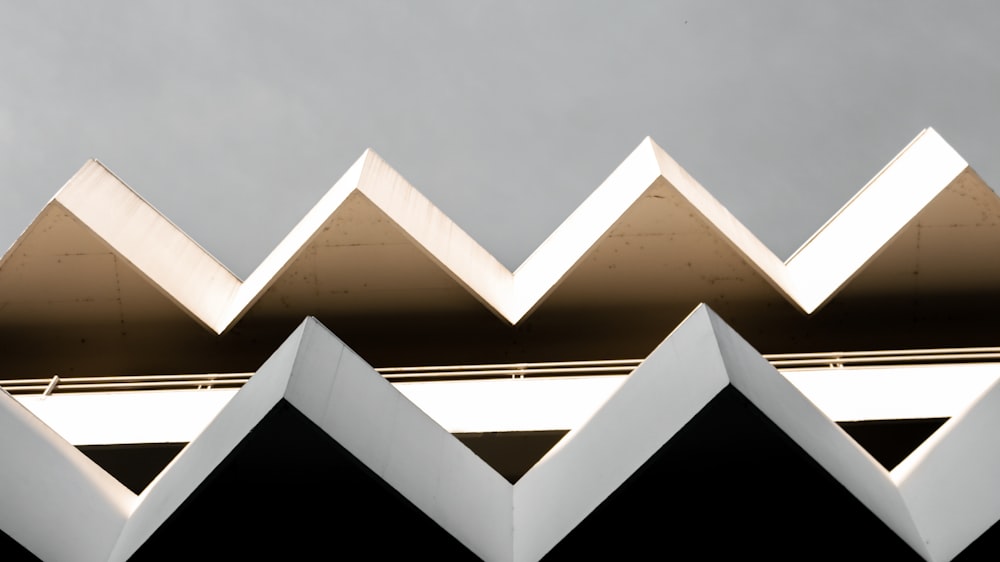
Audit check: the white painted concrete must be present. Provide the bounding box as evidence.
[514,306,732,561]
[284,319,512,562]
[108,318,512,562]
[0,390,134,562]
[893,376,1000,561]
[510,138,664,319]
[708,309,931,560]
[2,120,998,560]
[2,128,984,341]
[107,321,309,562]
[54,161,242,330]
[784,128,968,312]
[6,309,1000,560]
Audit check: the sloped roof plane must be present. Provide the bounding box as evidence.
[4,309,1000,559]
[0,127,989,344]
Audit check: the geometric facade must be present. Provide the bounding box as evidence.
[2,128,1000,560]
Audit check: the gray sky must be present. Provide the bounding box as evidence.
[2,2,998,277]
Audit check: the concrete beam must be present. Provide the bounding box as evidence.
[4,309,1000,560]
[2,129,988,350]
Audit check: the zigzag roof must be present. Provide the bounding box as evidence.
[1,128,997,376]
[3,309,999,560]
[3,130,1000,559]
[0,127,984,323]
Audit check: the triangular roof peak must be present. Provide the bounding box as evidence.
[0,129,986,336]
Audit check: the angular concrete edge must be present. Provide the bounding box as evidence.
[893,376,1000,562]
[225,148,516,328]
[513,305,939,561]
[0,389,135,562]
[706,309,932,560]
[2,129,986,333]
[53,160,242,330]
[224,153,368,328]
[282,318,513,561]
[6,307,1000,560]
[647,137,795,300]
[107,317,512,562]
[355,150,516,322]
[510,138,664,320]
[106,320,308,562]
[784,128,969,312]
[512,306,732,561]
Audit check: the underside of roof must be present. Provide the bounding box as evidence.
[1,128,997,378]
[3,129,1000,560]
[3,309,999,561]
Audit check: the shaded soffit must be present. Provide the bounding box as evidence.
[0,127,997,365]
[4,309,1000,560]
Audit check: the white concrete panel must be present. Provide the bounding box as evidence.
[107,323,305,562]
[511,138,662,320]
[54,161,241,329]
[435,423,514,556]
[0,390,134,562]
[2,121,999,560]
[647,137,795,300]
[282,323,345,417]
[227,153,366,327]
[785,128,969,312]
[283,319,513,561]
[9,309,1000,559]
[318,347,400,476]
[357,151,514,320]
[894,377,1000,562]
[3,129,989,343]
[709,310,931,559]
[513,306,731,562]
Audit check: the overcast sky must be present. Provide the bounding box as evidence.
[2,2,998,277]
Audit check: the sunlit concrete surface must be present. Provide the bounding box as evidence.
[4,128,999,379]
[0,388,134,562]
[2,127,1000,560]
[4,311,1000,559]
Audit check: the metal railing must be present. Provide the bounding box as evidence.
[0,373,252,396]
[765,347,1000,369]
[3,346,1000,396]
[378,359,641,381]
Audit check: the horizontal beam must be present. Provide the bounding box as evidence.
[12,362,1000,446]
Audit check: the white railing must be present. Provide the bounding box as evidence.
[3,347,1000,396]
[378,359,641,381]
[765,347,1000,369]
[0,373,252,396]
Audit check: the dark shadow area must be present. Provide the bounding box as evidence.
[837,418,948,471]
[78,443,187,494]
[0,529,39,562]
[130,400,477,560]
[543,386,923,560]
[456,430,567,483]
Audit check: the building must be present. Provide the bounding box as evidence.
[1,128,999,560]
